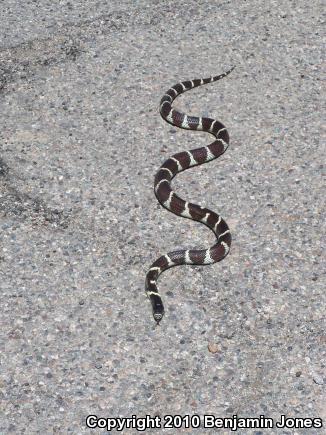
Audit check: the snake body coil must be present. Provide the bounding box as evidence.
[145,68,234,324]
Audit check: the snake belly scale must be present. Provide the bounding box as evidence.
[145,67,234,324]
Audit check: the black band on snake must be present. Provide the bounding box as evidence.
[145,67,234,324]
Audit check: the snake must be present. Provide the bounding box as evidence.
[145,67,234,324]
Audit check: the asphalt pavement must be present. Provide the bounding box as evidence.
[0,0,325,433]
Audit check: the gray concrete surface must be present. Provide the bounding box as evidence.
[0,0,325,433]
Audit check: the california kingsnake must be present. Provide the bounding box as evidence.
[145,67,234,324]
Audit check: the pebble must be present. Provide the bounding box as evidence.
[208,343,219,354]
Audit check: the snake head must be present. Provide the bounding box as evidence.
[147,287,164,324]
[153,310,164,325]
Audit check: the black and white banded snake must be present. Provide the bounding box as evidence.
[145,67,234,324]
